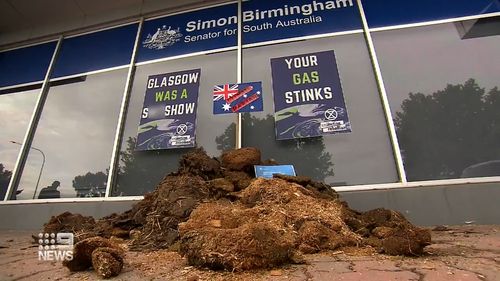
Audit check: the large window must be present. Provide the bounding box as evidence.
[372,17,500,181]
[14,70,128,199]
[2,1,499,202]
[0,41,56,200]
[8,23,137,200]
[242,34,399,186]
[112,51,237,196]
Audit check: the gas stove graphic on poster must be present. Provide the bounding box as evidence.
[271,50,351,140]
[136,69,201,151]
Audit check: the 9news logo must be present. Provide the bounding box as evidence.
[37,232,74,261]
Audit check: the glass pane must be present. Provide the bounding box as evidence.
[0,88,40,199]
[0,42,56,88]
[52,23,138,78]
[363,0,499,28]
[113,51,237,196]
[242,34,399,186]
[13,69,128,200]
[372,17,500,181]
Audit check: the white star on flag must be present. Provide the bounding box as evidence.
[222,103,231,111]
[250,106,255,110]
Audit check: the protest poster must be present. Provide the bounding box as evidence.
[271,50,351,140]
[136,69,201,150]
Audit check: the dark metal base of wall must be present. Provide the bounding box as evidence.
[0,182,498,230]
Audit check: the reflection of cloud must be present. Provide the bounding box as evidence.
[47,129,63,136]
[0,89,39,172]
[16,69,128,199]
[372,23,500,113]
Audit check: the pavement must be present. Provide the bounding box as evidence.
[0,225,498,281]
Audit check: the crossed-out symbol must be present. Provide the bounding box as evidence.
[324,109,338,121]
[176,124,188,135]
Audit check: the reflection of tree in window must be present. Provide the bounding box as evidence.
[395,79,500,181]
[216,113,334,182]
[113,137,191,196]
[72,171,107,197]
[0,164,12,200]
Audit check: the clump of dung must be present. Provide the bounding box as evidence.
[63,237,125,279]
[179,178,360,271]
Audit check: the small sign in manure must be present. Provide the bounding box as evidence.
[136,69,201,150]
[271,50,351,140]
[254,165,296,179]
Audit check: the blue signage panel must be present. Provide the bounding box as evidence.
[136,69,201,150]
[0,41,56,88]
[242,0,361,44]
[271,50,351,140]
[52,23,138,78]
[363,0,500,28]
[137,0,361,63]
[137,4,238,63]
[213,82,263,114]
[255,165,297,179]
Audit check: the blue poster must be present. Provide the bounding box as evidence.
[271,50,351,140]
[136,69,201,150]
[213,82,263,114]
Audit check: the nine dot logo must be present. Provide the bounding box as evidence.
[37,232,74,261]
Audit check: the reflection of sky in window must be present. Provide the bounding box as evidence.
[16,70,127,199]
[0,89,39,172]
[372,22,500,113]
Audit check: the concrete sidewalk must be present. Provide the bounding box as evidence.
[0,225,498,280]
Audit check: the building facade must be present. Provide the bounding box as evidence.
[1,0,499,229]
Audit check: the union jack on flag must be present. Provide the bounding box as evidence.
[213,84,238,101]
[213,82,264,115]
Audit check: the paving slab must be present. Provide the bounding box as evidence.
[0,225,498,281]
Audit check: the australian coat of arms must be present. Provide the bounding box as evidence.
[143,25,183,50]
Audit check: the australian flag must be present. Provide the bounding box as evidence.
[213,82,263,114]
